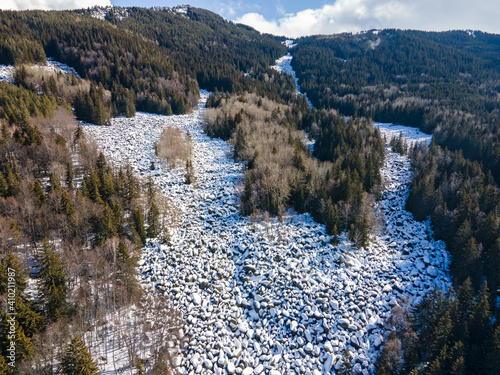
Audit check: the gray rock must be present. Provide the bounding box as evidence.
[191,292,202,305]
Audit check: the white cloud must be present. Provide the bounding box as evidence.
[235,0,500,37]
[1,0,111,11]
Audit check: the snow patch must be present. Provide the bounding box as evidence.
[271,50,313,109]
[0,58,80,84]
[283,39,297,48]
[375,122,432,147]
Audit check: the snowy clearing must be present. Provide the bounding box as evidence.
[0,58,80,84]
[375,123,432,147]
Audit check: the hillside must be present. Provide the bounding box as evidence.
[292,30,500,182]
[0,6,292,121]
[0,6,499,375]
[292,29,500,374]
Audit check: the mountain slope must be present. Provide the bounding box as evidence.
[292,29,500,182]
[0,6,293,121]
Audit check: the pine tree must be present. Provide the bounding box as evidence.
[132,209,146,246]
[32,179,48,204]
[185,159,195,184]
[66,162,75,189]
[1,317,34,361]
[0,173,7,197]
[74,124,83,144]
[50,172,62,193]
[95,152,107,173]
[0,252,27,294]
[91,205,117,245]
[487,325,500,374]
[115,167,126,199]
[14,294,46,337]
[454,237,481,286]
[135,358,145,375]
[4,162,21,197]
[0,355,9,375]
[39,240,67,321]
[111,202,125,236]
[469,282,491,350]
[83,168,103,204]
[147,201,160,239]
[117,241,133,266]
[99,171,114,203]
[61,189,76,218]
[1,123,9,143]
[339,348,354,375]
[125,165,138,203]
[484,238,500,294]
[61,336,99,375]
[241,176,255,215]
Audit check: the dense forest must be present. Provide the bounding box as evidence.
[0,66,181,372]
[292,30,500,183]
[290,30,500,374]
[0,6,294,123]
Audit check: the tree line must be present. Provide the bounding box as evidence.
[0,6,295,126]
[0,68,179,373]
[291,30,500,183]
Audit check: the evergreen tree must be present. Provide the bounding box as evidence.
[485,238,500,295]
[32,179,48,204]
[50,172,63,193]
[66,162,74,189]
[74,124,83,144]
[469,282,491,350]
[185,159,195,185]
[454,237,481,286]
[125,165,138,203]
[132,209,146,246]
[117,241,133,267]
[339,348,354,375]
[4,161,21,197]
[0,173,7,197]
[241,176,255,216]
[82,168,103,204]
[135,358,145,375]
[0,252,27,293]
[487,325,500,374]
[146,201,160,239]
[91,204,117,245]
[61,336,99,375]
[1,317,34,362]
[61,189,76,218]
[39,240,67,321]
[0,355,9,375]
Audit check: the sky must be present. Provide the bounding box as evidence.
[2,0,500,37]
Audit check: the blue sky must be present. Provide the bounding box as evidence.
[111,0,296,20]
[2,0,500,37]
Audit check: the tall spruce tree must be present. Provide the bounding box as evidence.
[39,240,67,321]
[61,337,99,375]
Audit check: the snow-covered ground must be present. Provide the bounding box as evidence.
[375,123,432,147]
[0,58,80,84]
[271,45,313,109]
[83,90,450,374]
[271,44,314,152]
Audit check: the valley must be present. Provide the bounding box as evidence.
[83,85,450,374]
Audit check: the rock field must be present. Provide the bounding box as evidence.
[83,89,450,374]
